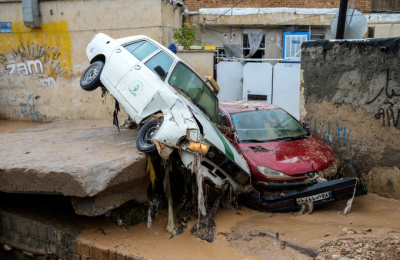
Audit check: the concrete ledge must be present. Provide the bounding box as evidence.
[0,119,149,216]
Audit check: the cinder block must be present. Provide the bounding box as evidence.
[69,239,78,254]
[28,222,39,237]
[116,251,126,260]
[19,220,28,235]
[90,245,108,259]
[1,216,10,230]
[20,234,32,246]
[30,237,40,248]
[38,225,48,240]
[47,226,56,243]
[71,253,81,260]
[49,242,57,254]
[56,230,67,247]
[10,218,20,231]
[77,241,90,256]
[107,250,117,260]
[39,239,50,251]
[12,231,21,244]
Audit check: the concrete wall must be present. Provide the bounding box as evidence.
[177,50,215,79]
[301,38,400,199]
[0,0,183,122]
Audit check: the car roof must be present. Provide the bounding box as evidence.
[219,100,279,113]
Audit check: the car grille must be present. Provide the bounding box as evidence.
[204,146,249,185]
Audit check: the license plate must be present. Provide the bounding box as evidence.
[296,191,332,204]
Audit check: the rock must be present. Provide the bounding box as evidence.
[332,254,341,260]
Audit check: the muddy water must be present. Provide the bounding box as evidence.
[76,194,400,260]
[0,119,44,133]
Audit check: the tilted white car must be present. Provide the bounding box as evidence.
[80,33,250,193]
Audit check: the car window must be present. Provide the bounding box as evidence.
[124,41,145,53]
[217,111,228,126]
[145,51,174,80]
[170,62,218,122]
[131,41,158,61]
[231,109,309,143]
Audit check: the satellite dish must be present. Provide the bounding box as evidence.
[330,9,367,39]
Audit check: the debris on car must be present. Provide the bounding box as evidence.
[80,33,252,237]
[218,101,367,213]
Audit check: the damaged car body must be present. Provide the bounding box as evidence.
[218,101,367,212]
[80,33,251,235]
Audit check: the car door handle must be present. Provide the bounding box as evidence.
[134,65,141,70]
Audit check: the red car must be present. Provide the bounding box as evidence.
[218,101,366,212]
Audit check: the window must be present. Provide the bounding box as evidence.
[145,51,174,80]
[231,109,309,143]
[282,32,309,63]
[241,34,266,59]
[169,63,218,122]
[128,41,158,61]
[124,41,145,53]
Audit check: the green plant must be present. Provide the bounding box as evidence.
[173,23,202,50]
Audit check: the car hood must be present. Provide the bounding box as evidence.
[238,135,334,175]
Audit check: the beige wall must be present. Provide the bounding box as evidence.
[301,38,400,199]
[177,50,215,80]
[0,0,182,122]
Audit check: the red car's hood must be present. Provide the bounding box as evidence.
[238,135,335,175]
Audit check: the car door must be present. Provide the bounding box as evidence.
[102,40,147,88]
[115,46,175,121]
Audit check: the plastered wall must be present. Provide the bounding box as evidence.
[0,0,182,122]
[301,38,400,199]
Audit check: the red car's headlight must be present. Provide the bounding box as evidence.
[257,165,293,180]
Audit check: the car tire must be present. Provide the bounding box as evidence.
[136,119,163,154]
[80,61,104,91]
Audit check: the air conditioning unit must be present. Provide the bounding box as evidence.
[282,32,309,63]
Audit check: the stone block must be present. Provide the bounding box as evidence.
[28,222,39,237]
[38,225,48,241]
[1,215,10,230]
[47,226,56,243]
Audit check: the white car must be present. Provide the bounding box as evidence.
[80,33,250,192]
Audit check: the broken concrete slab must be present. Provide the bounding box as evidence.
[0,119,149,216]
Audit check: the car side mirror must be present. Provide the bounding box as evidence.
[154,66,167,81]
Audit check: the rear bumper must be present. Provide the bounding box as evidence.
[240,177,367,212]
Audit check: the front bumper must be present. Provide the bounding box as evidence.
[240,177,367,212]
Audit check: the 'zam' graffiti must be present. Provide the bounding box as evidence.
[366,69,400,128]
[0,40,66,87]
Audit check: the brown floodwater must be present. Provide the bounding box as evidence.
[76,194,400,260]
[0,119,44,133]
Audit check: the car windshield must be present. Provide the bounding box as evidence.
[169,62,218,122]
[230,109,309,143]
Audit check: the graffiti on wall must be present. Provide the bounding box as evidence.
[7,94,41,120]
[0,39,66,88]
[366,69,400,128]
[307,118,367,156]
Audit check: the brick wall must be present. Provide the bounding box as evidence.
[184,0,373,12]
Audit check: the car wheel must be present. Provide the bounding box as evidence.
[136,119,163,154]
[80,61,104,91]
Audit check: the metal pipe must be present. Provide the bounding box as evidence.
[336,0,349,39]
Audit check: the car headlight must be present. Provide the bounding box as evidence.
[182,141,210,155]
[257,165,293,180]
